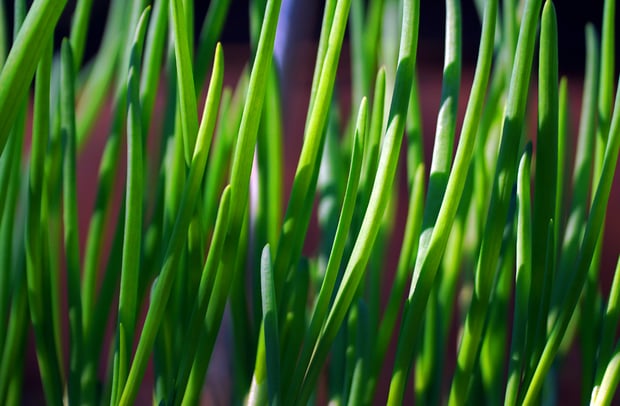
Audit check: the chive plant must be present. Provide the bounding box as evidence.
[0,0,619,404]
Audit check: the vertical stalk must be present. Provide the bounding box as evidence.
[387,0,497,403]
[528,0,558,375]
[300,0,420,403]
[0,0,68,150]
[448,0,540,402]
[111,7,150,403]
[505,145,533,406]
[60,40,83,406]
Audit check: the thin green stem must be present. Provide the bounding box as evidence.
[299,0,420,403]
[523,73,620,405]
[75,0,127,148]
[171,0,199,165]
[367,162,424,403]
[286,98,367,402]
[505,145,533,406]
[414,0,462,280]
[248,245,281,406]
[528,1,559,374]
[387,0,497,403]
[60,40,84,406]
[175,79,231,400]
[111,7,151,402]
[81,0,145,334]
[69,0,94,69]
[595,257,620,389]
[448,0,540,402]
[0,0,67,151]
[177,0,283,400]
[119,43,224,406]
[273,0,350,298]
[555,25,599,312]
[173,187,230,405]
[592,343,620,406]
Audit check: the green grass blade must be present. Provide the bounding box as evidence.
[81,202,125,405]
[387,0,497,403]
[257,67,284,251]
[528,1,559,368]
[405,73,423,184]
[447,0,541,402]
[202,76,245,231]
[523,73,620,404]
[367,162,424,402]
[480,218,515,406]
[35,114,66,406]
[119,43,224,406]
[274,0,351,295]
[345,300,369,406]
[360,68,386,209]
[262,245,281,406]
[350,0,369,107]
[502,0,518,69]
[431,166,474,404]
[247,245,282,406]
[140,0,169,136]
[595,257,620,389]
[20,37,62,406]
[598,0,615,143]
[176,0,283,400]
[111,7,151,402]
[81,0,144,328]
[18,37,52,405]
[162,109,187,244]
[411,1,462,398]
[592,342,620,406]
[286,98,367,401]
[0,16,28,379]
[188,208,250,405]
[586,0,616,322]
[0,122,22,329]
[225,0,280,237]
[556,77,568,249]
[249,0,268,50]
[252,68,284,332]
[415,0,462,275]
[173,186,231,405]
[363,0,384,77]
[426,0,491,262]
[80,116,123,331]
[75,0,127,147]
[171,0,199,166]
[60,39,84,406]
[272,0,350,296]
[556,25,599,308]
[69,0,94,69]
[296,0,420,403]
[0,274,28,404]
[0,0,67,153]
[505,144,533,406]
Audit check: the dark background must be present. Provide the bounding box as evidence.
[3,0,620,75]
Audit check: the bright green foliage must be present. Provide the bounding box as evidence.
[0,0,618,405]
